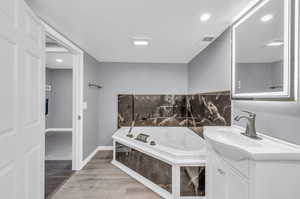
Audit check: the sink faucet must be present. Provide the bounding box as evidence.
[234,111,261,139]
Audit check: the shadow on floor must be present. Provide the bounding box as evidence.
[45,160,74,199]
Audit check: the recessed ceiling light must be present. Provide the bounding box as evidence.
[261,14,273,22]
[266,41,283,47]
[133,40,149,46]
[56,58,63,63]
[200,13,211,22]
[132,38,151,47]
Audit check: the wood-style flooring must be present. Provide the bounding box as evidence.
[45,160,74,198]
[50,150,161,199]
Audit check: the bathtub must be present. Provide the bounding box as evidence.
[112,127,206,199]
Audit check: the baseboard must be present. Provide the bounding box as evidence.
[80,146,113,169]
[80,147,98,170]
[97,146,113,151]
[45,128,72,133]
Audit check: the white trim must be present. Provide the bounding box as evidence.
[79,146,114,169]
[97,146,114,151]
[232,0,261,23]
[42,21,84,171]
[232,0,296,100]
[46,65,73,69]
[294,0,299,101]
[80,147,99,169]
[45,128,72,133]
[112,160,173,199]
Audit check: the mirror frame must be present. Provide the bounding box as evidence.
[232,0,299,100]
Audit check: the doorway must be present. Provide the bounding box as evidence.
[43,22,84,198]
[45,35,74,198]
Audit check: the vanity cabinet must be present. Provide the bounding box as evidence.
[207,148,249,199]
[206,136,300,199]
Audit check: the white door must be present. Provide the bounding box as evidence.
[0,0,45,198]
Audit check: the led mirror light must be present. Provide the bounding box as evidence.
[266,41,284,47]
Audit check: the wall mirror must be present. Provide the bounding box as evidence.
[232,0,298,100]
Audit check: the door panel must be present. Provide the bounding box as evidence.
[0,36,17,137]
[25,11,41,46]
[26,147,41,199]
[0,0,45,199]
[24,50,41,126]
[0,163,16,199]
[0,0,15,22]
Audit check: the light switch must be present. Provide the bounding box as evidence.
[83,101,88,110]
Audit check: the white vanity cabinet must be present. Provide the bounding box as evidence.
[205,126,300,199]
[207,146,249,199]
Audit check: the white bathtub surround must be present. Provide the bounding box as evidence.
[204,126,300,199]
[112,127,206,199]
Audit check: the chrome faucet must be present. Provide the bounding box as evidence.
[127,114,139,138]
[234,111,261,139]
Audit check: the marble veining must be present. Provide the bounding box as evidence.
[115,142,172,193]
[118,91,231,137]
[187,91,231,127]
[180,166,205,197]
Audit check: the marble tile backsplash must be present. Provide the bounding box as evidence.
[118,91,231,135]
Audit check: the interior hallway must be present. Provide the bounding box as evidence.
[50,151,161,199]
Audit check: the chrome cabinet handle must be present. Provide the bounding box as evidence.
[217,168,225,175]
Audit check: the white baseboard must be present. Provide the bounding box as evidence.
[45,128,72,133]
[80,147,98,170]
[97,146,113,151]
[80,145,113,169]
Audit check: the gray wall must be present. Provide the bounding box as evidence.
[83,53,101,159]
[97,62,188,146]
[236,61,283,93]
[45,68,72,129]
[188,30,231,93]
[188,28,300,145]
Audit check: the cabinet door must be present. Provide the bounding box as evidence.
[227,166,249,199]
[208,151,249,199]
[209,153,227,199]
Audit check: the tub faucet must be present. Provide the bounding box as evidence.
[234,111,260,139]
[127,114,139,138]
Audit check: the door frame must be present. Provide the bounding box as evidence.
[42,21,84,170]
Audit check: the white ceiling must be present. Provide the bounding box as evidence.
[236,0,284,63]
[27,0,256,63]
[46,53,73,69]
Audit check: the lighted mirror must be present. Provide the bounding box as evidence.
[232,0,298,100]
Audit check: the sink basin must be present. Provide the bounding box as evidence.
[204,126,300,161]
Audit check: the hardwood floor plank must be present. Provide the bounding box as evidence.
[51,151,161,199]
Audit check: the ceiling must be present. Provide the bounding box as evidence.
[236,0,283,63]
[27,0,256,63]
